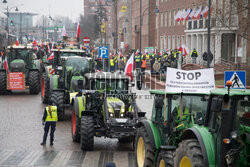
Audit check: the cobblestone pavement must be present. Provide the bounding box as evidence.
[0,87,153,167]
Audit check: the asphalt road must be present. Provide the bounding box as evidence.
[0,87,153,167]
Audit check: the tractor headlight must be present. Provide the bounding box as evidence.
[120,113,124,117]
[108,107,112,113]
[231,131,237,139]
[109,113,114,117]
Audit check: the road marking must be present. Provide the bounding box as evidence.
[0,150,15,164]
[113,151,128,167]
[98,152,114,167]
[67,151,86,166]
[34,151,59,166]
[82,151,100,167]
[0,150,29,166]
[50,150,73,166]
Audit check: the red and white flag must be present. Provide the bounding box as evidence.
[180,9,187,21]
[47,52,54,61]
[174,10,182,22]
[76,22,81,38]
[62,25,67,37]
[191,7,199,20]
[185,9,192,21]
[194,6,202,20]
[124,53,134,81]
[4,55,8,72]
[15,40,19,46]
[179,45,189,56]
[202,6,210,18]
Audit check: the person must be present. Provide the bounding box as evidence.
[110,56,115,72]
[135,52,141,68]
[41,100,58,146]
[150,53,155,73]
[141,57,147,73]
[191,48,198,64]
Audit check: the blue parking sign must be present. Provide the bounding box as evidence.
[225,71,246,89]
[99,46,108,58]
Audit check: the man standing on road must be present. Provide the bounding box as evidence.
[41,100,58,146]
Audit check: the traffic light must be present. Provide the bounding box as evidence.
[10,20,14,26]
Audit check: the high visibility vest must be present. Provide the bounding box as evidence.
[110,59,115,66]
[135,55,141,62]
[151,54,155,59]
[115,56,118,63]
[146,54,150,60]
[45,106,58,122]
[122,57,126,63]
[141,60,147,68]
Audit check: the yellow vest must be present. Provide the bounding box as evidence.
[110,59,115,66]
[146,54,150,60]
[45,106,58,122]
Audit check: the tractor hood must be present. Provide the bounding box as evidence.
[107,97,125,118]
[10,59,25,72]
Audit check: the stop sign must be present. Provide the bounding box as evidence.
[83,37,90,44]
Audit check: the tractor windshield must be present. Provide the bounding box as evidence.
[65,58,89,74]
[61,52,79,57]
[7,49,32,60]
[95,79,128,94]
[236,98,250,127]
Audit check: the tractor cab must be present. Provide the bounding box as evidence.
[206,88,250,166]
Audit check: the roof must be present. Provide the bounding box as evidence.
[7,45,33,49]
[150,89,210,95]
[85,72,130,80]
[51,49,85,53]
[210,88,250,96]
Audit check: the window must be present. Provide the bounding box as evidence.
[193,20,198,29]
[165,12,168,27]
[172,36,175,49]
[177,36,180,48]
[188,21,192,29]
[160,36,164,51]
[164,36,167,50]
[161,13,164,27]
[181,36,185,45]
[168,36,171,49]
[156,15,159,29]
[177,9,180,25]
[169,10,171,26]
[173,9,176,26]
[244,0,248,18]
[199,20,203,28]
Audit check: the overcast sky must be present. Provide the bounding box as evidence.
[1,0,84,23]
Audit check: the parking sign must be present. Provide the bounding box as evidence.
[99,46,108,58]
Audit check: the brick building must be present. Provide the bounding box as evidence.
[156,0,249,68]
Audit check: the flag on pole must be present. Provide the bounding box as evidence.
[174,10,182,22]
[4,55,8,72]
[194,6,202,20]
[179,45,189,56]
[76,22,81,38]
[15,40,19,46]
[191,7,199,20]
[202,6,210,18]
[180,9,186,21]
[124,53,134,81]
[185,9,192,21]
[62,25,67,37]
[197,6,203,19]
[47,52,54,61]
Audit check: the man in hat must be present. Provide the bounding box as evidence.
[41,100,58,146]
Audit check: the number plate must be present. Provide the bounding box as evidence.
[57,66,62,70]
[115,118,127,123]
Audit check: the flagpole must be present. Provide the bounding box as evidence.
[207,0,211,68]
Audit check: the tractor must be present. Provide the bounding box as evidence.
[135,86,250,167]
[0,45,41,94]
[71,72,146,151]
[47,55,92,121]
[41,48,93,104]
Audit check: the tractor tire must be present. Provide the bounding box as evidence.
[29,71,40,94]
[80,116,95,151]
[41,73,50,104]
[51,91,65,121]
[0,71,7,95]
[118,136,134,143]
[72,107,80,142]
[174,139,205,167]
[156,150,174,167]
[136,127,155,167]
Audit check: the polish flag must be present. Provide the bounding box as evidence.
[180,9,186,21]
[194,6,202,20]
[4,55,8,72]
[197,6,203,19]
[185,9,192,21]
[62,25,67,37]
[179,45,189,56]
[175,10,182,22]
[124,53,134,81]
[202,6,210,18]
[47,52,54,61]
[33,39,37,47]
[15,40,19,46]
[191,7,199,20]
[76,22,81,38]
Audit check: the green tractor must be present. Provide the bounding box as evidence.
[135,90,210,167]
[72,72,146,151]
[135,87,250,167]
[41,48,92,104]
[0,45,41,94]
[48,55,92,121]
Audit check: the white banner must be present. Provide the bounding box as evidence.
[165,67,215,93]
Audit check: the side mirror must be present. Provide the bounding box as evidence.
[129,82,135,87]
[155,96,164,108]
[210,97,222,113]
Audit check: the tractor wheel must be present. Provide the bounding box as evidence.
[156,150,174,167]
[136,127,155,167]
[72,107,80,142]
[41,73,50,104]
[51,91,65,121]
[118,136,134,143]
[174,139,205,167]
[29,71,40,94]
[80,116,95,151]
[0,71,7,95]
